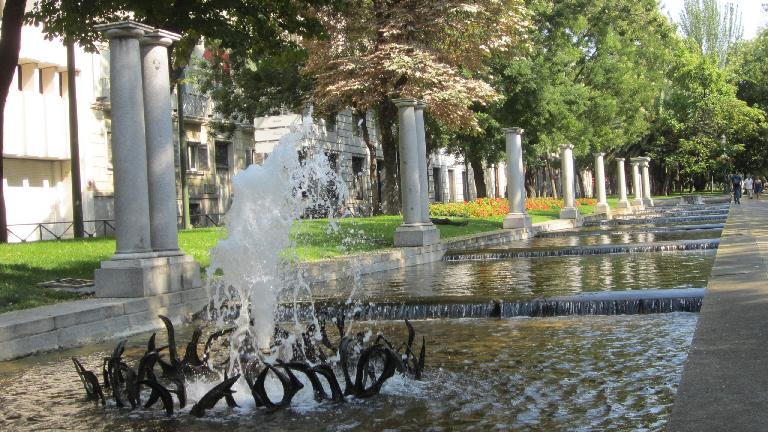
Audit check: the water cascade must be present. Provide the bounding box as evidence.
[443,239,720,261]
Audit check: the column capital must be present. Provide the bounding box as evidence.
[141,29,181,47]
[593,152,605,158]
[416,100,428,110]
[95,21,154,39]
[630,156,643,165]
[560,143,574,151]
[616,157,625,162]
[392,98,418,108]
[502,127,524,135]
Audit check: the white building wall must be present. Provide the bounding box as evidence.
[3,23,105,242]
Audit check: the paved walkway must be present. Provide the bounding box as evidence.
[669,198,768,431]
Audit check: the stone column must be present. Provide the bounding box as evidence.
[393,98,439,247]
[616,158,630,209]
[630,157,644,207]
[559,144,580,219]
[141,30,182,254]
[593,152,610,215]
[93,22,201,298]
[640,156,654,207]
[97,22,154,258]
[414,101,433,224]
[503,128,532,229]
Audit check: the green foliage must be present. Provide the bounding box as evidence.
[192,42,312,120]
[491,0,676,163]
[648,47,766,185]
[27,0,333,68]
[731,30,768,111]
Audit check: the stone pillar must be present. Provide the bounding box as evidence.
[630,157,644,207]
[640,156,654,207]
[616,158,631,209]
[141,30,182,254]
[559,144,580,219]
[93,22,201,298]
[593,152,611,215]
[414,101,433,224]
[98,22,154,258]
[503,128,532,229]
[393,98,439,247]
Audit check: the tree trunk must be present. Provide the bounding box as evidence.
[468,154,486,198]
[546,160,558,199]
[524,167,536,198]
[357,108,380,214]
[377,98,400,215]
[0,0,28,243]
[67,42,84,238]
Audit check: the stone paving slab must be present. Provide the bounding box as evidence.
[669,200,768,431]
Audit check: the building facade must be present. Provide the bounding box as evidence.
[3,19,477,242]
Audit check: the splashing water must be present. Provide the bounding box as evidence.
[206,114,349,366]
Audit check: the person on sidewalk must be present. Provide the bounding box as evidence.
[731,173,742,204]
[745,175,754,199]
[755,177,763,200]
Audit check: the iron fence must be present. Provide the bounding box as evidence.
[6,213,226,243]
[6,220,116,243]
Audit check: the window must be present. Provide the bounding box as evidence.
[325,113,337,132]
[187,142,208,172]
[245,149,255,167]
[352,156,365,200]
[352,113,362,136]
[189,202,202,226]
[433,167,442,202]
[38,69,43,94]
[215,141,230,171]
[16,65,22,91]
[58,72,64,97]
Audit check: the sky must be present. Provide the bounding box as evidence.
[660,0,767,40]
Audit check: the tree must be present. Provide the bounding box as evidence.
[17,0,335,230]
[490,0,675,196]
[678,0,743,67]
[730,29,768,111]
[0,0,27,243]
[303,0,530,214]
[647,46,765,191]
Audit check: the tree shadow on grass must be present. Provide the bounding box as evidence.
[0,261,101,313]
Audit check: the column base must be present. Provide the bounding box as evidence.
[594,202,611,215]
[559,206,581,220]
[616,200,631,209]
[632,198,645,207]
[503,213,533,229]
[394,223,441,247]
[642,198,654,207]
[95,255,201,298]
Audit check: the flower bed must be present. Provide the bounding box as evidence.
[430,197,597,217]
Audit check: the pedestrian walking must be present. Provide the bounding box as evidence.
[755,177,763,200]
[732,173,743,204]
[745,175,754,199]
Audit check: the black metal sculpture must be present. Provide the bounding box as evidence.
[71,314,426,418]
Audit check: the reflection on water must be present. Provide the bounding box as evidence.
[0,314,696,431]
[522,230,721,248]
[310,251,715,303]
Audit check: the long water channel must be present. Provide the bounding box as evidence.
[0,203,728,431]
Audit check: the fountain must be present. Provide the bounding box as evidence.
[0,113,731,429]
